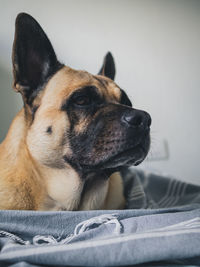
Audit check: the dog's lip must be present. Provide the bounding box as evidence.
[77,131,151,170]
[100,131,151,167]
[100,143,145,167]
[80,142,147,170]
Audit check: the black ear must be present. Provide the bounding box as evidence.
[98,52,115,80]
[12,13,62,105]
[120,89,132,107]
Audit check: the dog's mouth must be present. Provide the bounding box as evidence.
[79,133,150,171]
[100,143,146,168]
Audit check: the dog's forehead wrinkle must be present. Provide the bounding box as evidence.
[41,66,122,112]
[66,85,102,103]
[94,75,121,102]
[42,67,101,107]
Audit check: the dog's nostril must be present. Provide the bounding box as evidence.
[131,115,143,127]
[123,114,143,127]
[123,111,151,129]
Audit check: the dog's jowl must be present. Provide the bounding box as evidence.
[0,13,151,210]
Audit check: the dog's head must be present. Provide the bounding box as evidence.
[12,13,151,177]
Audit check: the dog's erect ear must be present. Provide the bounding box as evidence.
[12,13,62,105]
[120,89,132,107]
[98,52,115,80]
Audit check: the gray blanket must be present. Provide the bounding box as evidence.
[0,168,200,267]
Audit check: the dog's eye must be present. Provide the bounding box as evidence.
[74,95,91,106]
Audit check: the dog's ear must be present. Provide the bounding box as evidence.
[98,52,115,80]
[120,89,132,107]
[12,13,62,105]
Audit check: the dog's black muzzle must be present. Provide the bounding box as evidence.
[97,106,151,169]
[72,103,152,171]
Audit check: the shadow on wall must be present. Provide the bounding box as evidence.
[0,63,22,143]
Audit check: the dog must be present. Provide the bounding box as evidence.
[0,13,151,210]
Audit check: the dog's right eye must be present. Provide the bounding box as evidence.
[74,95,91,106]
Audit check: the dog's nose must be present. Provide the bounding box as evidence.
[122,110,151,130]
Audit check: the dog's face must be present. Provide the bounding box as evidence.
[12,13,151,177]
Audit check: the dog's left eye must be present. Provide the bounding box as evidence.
[74,95,91,106]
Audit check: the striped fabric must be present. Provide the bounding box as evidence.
[122,168,200,209]
[0,168,200,266]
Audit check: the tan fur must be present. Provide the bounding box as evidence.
[79,172,125,210]
[39,167,83,211]
[0,110,45,209]
[104,172,125,209]
[0,67,125,210]
[95,75,122,101]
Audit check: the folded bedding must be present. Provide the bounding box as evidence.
[0,168,200,267]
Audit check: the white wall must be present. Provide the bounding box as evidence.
[0,0,200,184]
